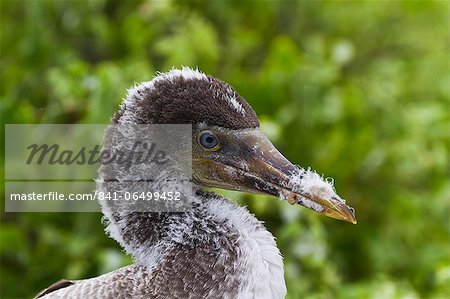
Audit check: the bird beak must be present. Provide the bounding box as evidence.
[193,128,356,224]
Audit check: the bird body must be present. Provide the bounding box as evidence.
[38,193,285,298]
[37,67,355,299]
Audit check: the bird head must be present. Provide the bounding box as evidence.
[114,67,356,224]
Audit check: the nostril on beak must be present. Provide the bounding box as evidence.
[349,206,355,215]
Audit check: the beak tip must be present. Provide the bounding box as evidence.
[346,212,357,225]
[322,202,357,224]
[344,208,357,225]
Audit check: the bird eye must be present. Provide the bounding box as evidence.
[198,131,220,150]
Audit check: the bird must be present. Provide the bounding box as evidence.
[36,67,356,299]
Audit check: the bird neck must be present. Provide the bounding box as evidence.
[99,186,260,267]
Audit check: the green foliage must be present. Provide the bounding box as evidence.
[1,1,449,298]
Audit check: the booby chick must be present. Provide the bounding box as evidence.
[36,67,356,299]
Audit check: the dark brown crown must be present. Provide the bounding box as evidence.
[114,68,259,129]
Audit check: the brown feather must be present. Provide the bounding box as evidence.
[35,279,75,298]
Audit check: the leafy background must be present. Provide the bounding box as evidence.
[1,0,449,298]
